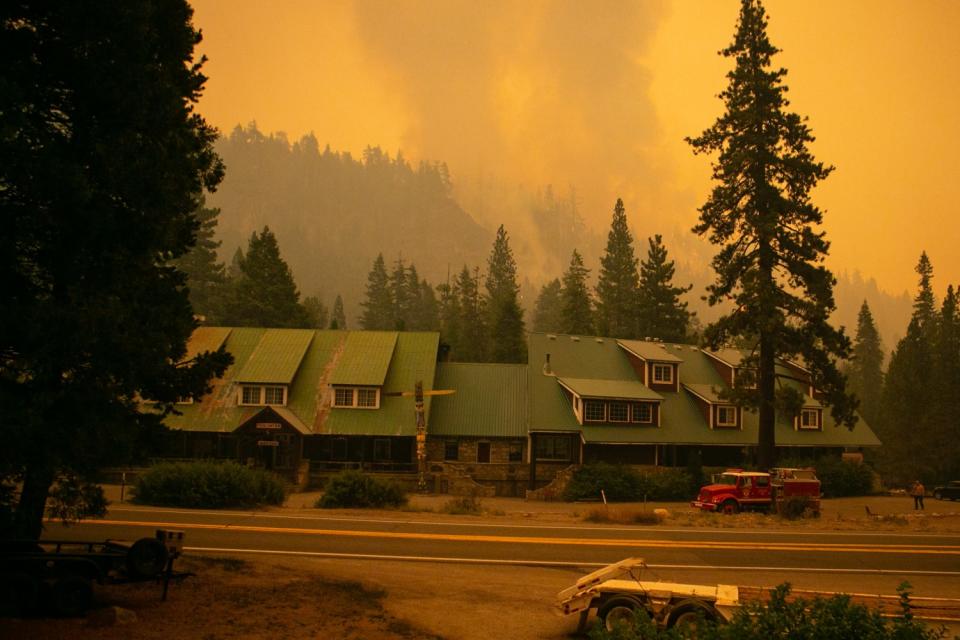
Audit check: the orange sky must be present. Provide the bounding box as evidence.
[189,0,959,296]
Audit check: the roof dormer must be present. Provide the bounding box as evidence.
[616,340,683,392]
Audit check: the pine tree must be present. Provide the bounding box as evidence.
[390,256,411,330]
[846,301,884,429]
[561,249,594,335]
[303,295,329,329]
[410,277,440,331]
[227,247,244,281]
[532,279,564,333]
[456,266,486,362]
[437,279,462,359]
[932,285,960,480]
[636,235,693,342]
[877,253,940,485]
[330,294,347,329]
[595,198,639,339]
[173,197,226,324]
[484,225,527,363]
[686,0,855,469]
[223,227,309,328]
[360,253,393,330]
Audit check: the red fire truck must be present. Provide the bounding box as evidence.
[690,468,821,515]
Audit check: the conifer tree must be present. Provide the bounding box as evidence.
[687,0,855,469]
[406,264,425,329]
[846,300,884,428]
[484,225,527,363]
[224,226,309,328]
[360,253,393,330]
[303,295,329,329]
[173,197,226,324]
[437,279,462,359]
[456,266,486,362]
[412,277,440,331]
[330,294,347,329]
[561,250,594,335]
[532,279,564,333]
[636,235,693,342]
[932,285,960,481]
[390,257,411,330]
[595,199,639,339]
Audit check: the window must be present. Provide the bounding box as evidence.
[800,409,820,429]
[477,442,491,464]
[331,437,348,460]
[333,388,354,407]
[609,401,629,423]
[584,400,605,422]
[716,406,737,427]
[444,440,459,461]
[508,442,523,463]
[241,385,261,405]
[264,386,285,405]
[535,435,572,461]
[652,364,674,384]
[737,368,757,389]
[631,402,653,424]
[357,388,378,408]
[373,438,391,461]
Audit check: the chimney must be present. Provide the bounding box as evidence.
[542,353,554,376]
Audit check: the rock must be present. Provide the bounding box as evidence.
[86,606,139,627]
[653,508,670,520]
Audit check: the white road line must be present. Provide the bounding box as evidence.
[107,507,960,539]
[183,546,960,576]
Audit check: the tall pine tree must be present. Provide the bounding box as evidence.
[846,300,884,428]
[330,294,347,329]
[636,234,693,342]
[173,197,226,324]
[932,285,960,481]
[532,279,564,333]
[457,266,486,362]
[595,199,639,339]
[561,249,594,335]
[360,253,393,330]
[686,0,855,469]
[437,278,462,360]
[484,225,526,363]
[224,226,309,328]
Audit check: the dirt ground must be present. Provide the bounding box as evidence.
[3,492,959,639]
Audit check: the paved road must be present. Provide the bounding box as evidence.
[45,505,960,579]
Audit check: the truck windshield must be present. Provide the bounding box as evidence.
[717,474,739,486]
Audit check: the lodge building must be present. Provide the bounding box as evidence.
[160,327,880,496]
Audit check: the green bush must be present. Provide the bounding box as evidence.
[133,461,286,508]
[564,464,696,502]
[316,470,407,509]
[778,495,811,520]
[589,583,949,640]
[441,495,483,515]
[778,455,875,497]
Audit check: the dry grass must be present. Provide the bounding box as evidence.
[582,506,662,525]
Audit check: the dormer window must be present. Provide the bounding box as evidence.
[652,364,674,384]
[584,400,606,422]
[239,385,287,406]
[735,368,757,389]
[609,401,629,422]
[800,408,821,430]
[333,386,380,409]
[716,405,738,427]
[631,402,653,424]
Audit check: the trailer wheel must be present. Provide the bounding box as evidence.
[0,571,40,616]
[598,597,642,632]
[126,537,169,579]
[50,575,93,617]
[720,499,739,515]
[667,599,718,631]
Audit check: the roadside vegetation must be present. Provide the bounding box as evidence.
[132,461,286,508]
[565,463,697,502]
[590,583,952,640]
[315,470,407,508]
[777,456,875,497]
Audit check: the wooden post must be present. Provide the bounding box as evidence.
[528,433,537,490]
[415,381,427,492]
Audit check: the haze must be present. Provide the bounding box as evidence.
[190,0,959,297]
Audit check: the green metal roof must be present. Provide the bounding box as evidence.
[703,348,749,367]
[557,377,662,402]
[235,329,315,384]
[183,326,231,361]
[617,339,684,363]
[682,383,728,404]
[430,363,528,437]
[329,331,398,386]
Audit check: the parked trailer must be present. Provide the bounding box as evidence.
[0,529,186,617]
[557,558,960,634]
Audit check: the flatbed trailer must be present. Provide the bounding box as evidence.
[557,558,960,634]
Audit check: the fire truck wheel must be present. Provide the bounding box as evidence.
[50,575,93,617]
[667,599,718,630]
[0,571,40,616]
[720,499,739,515]
[126,537,169,579]
[598,597,642,632]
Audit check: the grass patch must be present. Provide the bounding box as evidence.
[582,507,661,525]
[440,495,484,515]
[188,556,251,573]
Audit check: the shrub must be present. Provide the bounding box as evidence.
[565,464,697,502]
[778,495,811,520]
[133,461,286,508]
[316,470,407,509]
[440,495,483,515]
[778,455,875,497]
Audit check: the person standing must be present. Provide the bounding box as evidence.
[911,480,926,510]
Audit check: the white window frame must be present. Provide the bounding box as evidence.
[583,400,606,422]
[264,386,287,406]
[631,402,653,424]
[800,409,820,430]
[651,363,674,384]
[240,385,263,406]
[608,401,629,423]
[716,405,738,427]
[332,386,380,409]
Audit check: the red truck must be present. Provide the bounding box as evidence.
[691,468,821,515]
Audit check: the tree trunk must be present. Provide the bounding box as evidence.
[758,329,777,471]
[15,465,55,540]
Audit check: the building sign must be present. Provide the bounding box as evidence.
[256,422,282,430]
[257,440,279,447]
